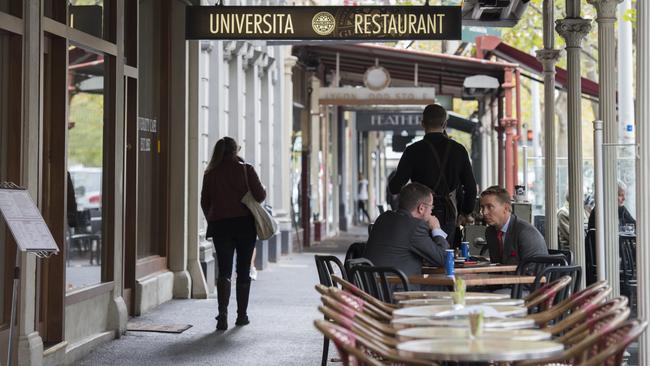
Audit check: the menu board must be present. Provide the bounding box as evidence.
[0,188,59,252]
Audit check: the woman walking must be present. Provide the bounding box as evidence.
[201,137,266,331]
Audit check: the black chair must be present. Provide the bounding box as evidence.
[348,265,409,304]
[585,229,598,286]
[548,248,574,265]
[534,264,582,304]
[344,257,374,286]
[619,237,637,307]
[314,255,346,287]
[344,242,366,264]
[314,255,346,366]
[511,254,568,299]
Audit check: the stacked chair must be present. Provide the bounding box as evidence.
[313,250,646,366]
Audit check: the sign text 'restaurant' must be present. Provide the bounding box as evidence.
[186,6,461,40]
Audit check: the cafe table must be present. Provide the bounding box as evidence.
[422,263,518,275]
[403,273,537,287]
[397,326,551,342]
[397,338,564,363]
[398,297,524,307]
[391,316,536,330]
[392,304,528,319]
[394,291,510,301]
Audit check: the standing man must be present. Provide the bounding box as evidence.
[389,104,477,246]
[357,172,371,223]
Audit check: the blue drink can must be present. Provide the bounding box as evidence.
[445,249,455,276]
[461,242,470,258]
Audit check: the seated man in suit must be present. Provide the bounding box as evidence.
[363,182,449,276]
[480,186,548,265]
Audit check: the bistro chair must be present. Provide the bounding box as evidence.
[585,229,598,286]
[331,275,397,314]
[314,321,438,366]
[511,254,568,299]
[320,285,393,322]
[319,292,397,336]
[524,275,573,314]
[543,296,628,340]
[315,255,347,287]
[581,320,647,366]
[548,248,574,265]
[318,304,399,348]
[533,264,582,304]
[348,266,410,304]
[515,319,646,366]
[527,283,611,328]
[345,242,367,263]
[619,238,637,306]
[556,306,631,346]
[314,255,347,366]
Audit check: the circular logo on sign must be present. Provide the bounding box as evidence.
[312,12,336,36]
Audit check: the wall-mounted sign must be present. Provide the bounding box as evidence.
[356,110,423,132]
[186,6,462,40]
[319,87,436,105]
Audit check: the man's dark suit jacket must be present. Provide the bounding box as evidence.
[486,214,548,265]
[363,209,449,276]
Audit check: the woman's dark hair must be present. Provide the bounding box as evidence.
[205,137,238,173]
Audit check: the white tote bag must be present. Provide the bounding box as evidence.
[240,164,278,240]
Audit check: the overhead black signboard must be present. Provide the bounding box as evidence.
[186,5,462,40]
[356,111,423,132]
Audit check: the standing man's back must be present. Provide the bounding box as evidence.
[389,104,477,246]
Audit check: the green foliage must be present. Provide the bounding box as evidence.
[68,92,104,168]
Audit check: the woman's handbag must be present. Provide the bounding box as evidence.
[241,164,278,240]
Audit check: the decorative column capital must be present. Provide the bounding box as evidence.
[535,49,563,71]
[556,18,593,48]
[587,0,623,21]
[284,55,298,75]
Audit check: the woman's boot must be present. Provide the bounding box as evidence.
[216,277,231,330]
[235,281,251,326]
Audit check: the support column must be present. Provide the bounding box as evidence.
[209,40,226,141]
[17,0,45,362]
[502,68,516,195]
[556,10,591,288]
[278,53,296,253]
[260,55,274,205]
[588,0,623,296]
[226,41,247,145]
[536,49,561,249]
[636,0,650,363]
[245,49,263,171]
[186,40,209,299]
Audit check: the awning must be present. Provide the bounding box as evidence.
[475,35,599,98]
[293,43,519,98]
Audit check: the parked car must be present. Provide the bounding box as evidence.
[69,166,102,210]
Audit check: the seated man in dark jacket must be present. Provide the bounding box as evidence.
[364,182,449,276]
[480,186,548,265]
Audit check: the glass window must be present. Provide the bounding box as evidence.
[68,0,113,41]
[66,45,105,291]
[136,0,163,259]
[0,0,22,18]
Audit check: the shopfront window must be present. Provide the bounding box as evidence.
[0,0,21,17]
[68,0,105,39]
[136,0,163,259]
[66,45,105,291]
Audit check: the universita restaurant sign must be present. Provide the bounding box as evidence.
[186,5,461,40]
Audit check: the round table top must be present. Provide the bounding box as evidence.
[397,327,551,342]
[399,297,525,307]
[392,304,528,319]
[391,316,536,330]
[393,291,510,301]
[397,338,564,362]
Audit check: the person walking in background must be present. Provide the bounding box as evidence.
[389,104,477,247]
[201,137,266,331]
[358,172,371,223]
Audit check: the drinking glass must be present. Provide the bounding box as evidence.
[468,311,484,339]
